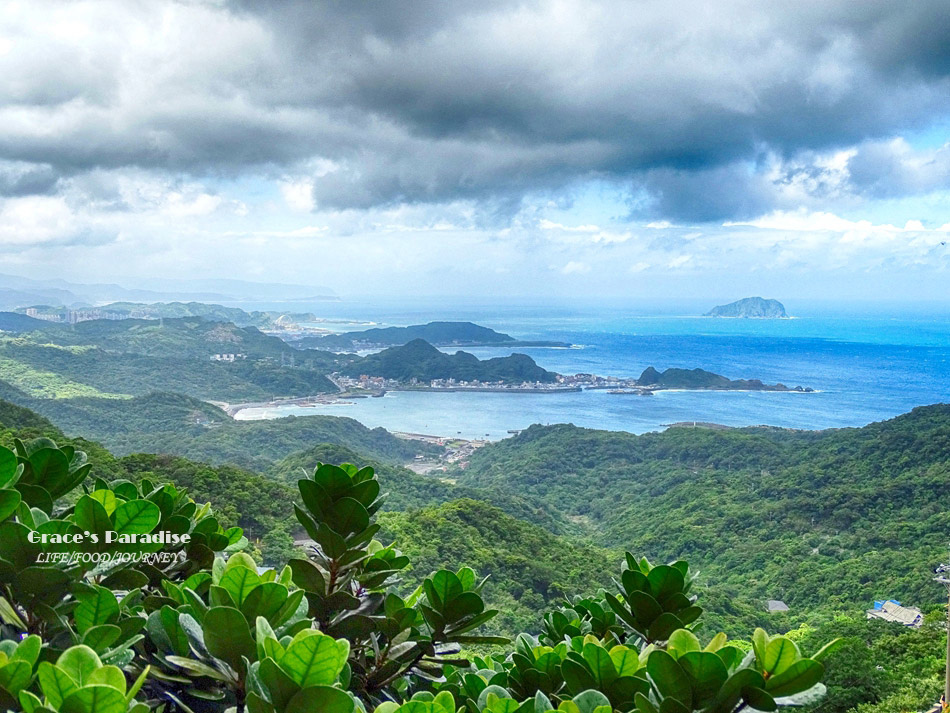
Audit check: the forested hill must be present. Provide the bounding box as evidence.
[455,405,950,613]
[293,320,570,350]
[341,338,558,383]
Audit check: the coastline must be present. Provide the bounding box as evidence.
[220,381,816,418]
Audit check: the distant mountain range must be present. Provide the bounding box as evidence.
[0,272,338,310]
[705,296,789,318]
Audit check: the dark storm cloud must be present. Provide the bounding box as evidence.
[1,0,948,219]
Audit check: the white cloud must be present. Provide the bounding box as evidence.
[280,178,316,212]
[562,261,591,274]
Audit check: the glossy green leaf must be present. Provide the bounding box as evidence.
[280,631,350,688]
[112,499,161,535]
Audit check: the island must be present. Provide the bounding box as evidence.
[705,297,789,318]
[336,339,563,388]
[634,366,812,392]
[289,321,572,351]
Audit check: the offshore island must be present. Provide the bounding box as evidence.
[705,296,789,318]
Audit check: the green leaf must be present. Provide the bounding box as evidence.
[667,630,701,657]
[765,659,824,697]
[112,499,161,535]
[203,606,255,674]
[37,662,79,708]
[0,596,26,630]
[75,587,119,634]
[311,465,353,500]
[752,628,769,667]
[646,649,692,707]
[428,570,463,609]
[582,643,618,687]
[763,637,800,676]
[609,645,642,677]
[0,660,32,695]
[298,479,330,520]
[646,565,685,602]
[0,447,17,489]
[89,489,117,516]
[0,489,21,522]
[82,625,122,654]
[810,638,844,662]
[165,655,230,681]
[742,686,777,711]
[289,558,327,596]
[13,634,42,667]
[18,690,42,713]
[571,690,611,713]
[443,591,484,623]
[60,685,128,713]
[561,658,596,694]
[57,646,102,686]
[285,685,354,713]
[259,657,300,711]
[74,496,112,537]
[220,565,262,607]
[621,568,649,595]
[325,497,369,537]
[280,632,350,688]
[678,651,728,703]
[242,582,290,623]
[647,612,683,642]
[87,665,127,693]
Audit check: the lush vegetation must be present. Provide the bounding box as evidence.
[0,393,435,471]
[454,409,950,624]
[2,305,950,713]
[0,335,336,402]
[340,340,557,384]
[0,431,837,713]
[300,321,567,351]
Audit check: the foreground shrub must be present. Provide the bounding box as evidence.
[0,439,837,712]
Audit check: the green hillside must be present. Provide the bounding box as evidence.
[455,407,950,616]
[341,338,557,383]
[303,320,517,350]
[379,499,616,635]
[0,334,335,401]
[0,394,946,710]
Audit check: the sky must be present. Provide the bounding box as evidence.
[0,0,949,302]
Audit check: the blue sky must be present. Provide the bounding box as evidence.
[0,1,948,302]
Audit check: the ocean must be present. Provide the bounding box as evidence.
[233,300,950,439]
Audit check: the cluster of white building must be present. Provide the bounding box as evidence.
[210,353,246,362]
[25,307,126,324]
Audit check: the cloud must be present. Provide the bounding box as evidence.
[561,261,591,274]
[0,0,946,221]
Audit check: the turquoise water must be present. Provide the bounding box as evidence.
[236,301,950,438]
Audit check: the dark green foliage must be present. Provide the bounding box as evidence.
[0,396,59,434]
[456,407,950,619]
[273,444,564,530]
[14,392,436,469]
[341,339,556,384]
[0,431,834,713]
[0,338,336,401]
[0,312,63,333]
[378,499,616,636]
